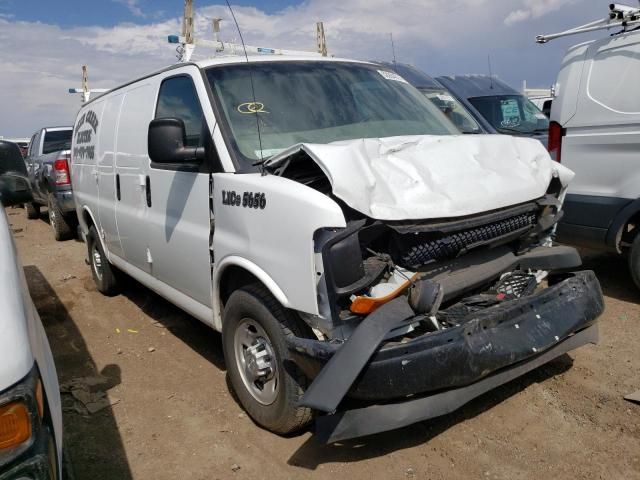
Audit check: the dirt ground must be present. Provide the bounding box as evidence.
[6,206,640,480]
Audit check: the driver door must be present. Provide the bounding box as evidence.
[146,67,216,315]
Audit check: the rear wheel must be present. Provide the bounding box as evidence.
[222,284,313,434]
[48,194,74,241]
[25,202,40,219]
[87,225,120,296]
[628,233,640,290]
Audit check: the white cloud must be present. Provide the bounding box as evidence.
[113,0,146,18]
[504,0,578,25]
[0,0,603,137]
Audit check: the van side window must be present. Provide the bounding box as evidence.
[156,76,204,147]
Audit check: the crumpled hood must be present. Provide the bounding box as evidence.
[267,135,574,221]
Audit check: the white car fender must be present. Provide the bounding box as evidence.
[212,172,346,324]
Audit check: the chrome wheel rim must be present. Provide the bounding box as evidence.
[48,203,56,230]
[233,318,278,405]
[91,242,103,282]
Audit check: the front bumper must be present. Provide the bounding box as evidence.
[0,427,56,480]
[0,367,58,480]
[288,270,604,442]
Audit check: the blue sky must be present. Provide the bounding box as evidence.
[0,0,610,137]
[0,0,299,26]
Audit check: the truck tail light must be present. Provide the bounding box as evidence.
[548,121,564,163]
[54,154,71,186]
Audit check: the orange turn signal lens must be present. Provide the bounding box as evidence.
[0,401,31,450]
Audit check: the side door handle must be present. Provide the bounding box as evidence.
[116,174,121,201]
[145,175,152,207]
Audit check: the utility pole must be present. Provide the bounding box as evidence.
[317,22,327,57]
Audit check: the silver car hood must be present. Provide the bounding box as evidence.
[266,135,574,221]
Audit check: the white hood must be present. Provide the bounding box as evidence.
[267,135,574,221]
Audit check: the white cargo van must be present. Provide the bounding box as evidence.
[70,55,603,442]
[539,5,640,287]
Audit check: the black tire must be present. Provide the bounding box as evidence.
[48,194,75,241]
[222,284,314,434]
[87,225,119,296]
[25,202,40,219]
[628,233,640,290]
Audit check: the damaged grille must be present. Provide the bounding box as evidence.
[396,212,537,269]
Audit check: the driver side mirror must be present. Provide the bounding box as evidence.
[147,117,205,164]
[0,142,32,207]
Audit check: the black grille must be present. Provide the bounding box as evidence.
[398,212,537,269]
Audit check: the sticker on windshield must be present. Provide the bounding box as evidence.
[436,94,455,103]
[237,101,269,114]
[500,99,521,128]
[535,113,547,120]
[377,70,408,84]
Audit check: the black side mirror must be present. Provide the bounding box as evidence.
[148,117,205,164]
[0,141,32,207]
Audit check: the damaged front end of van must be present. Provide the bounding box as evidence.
[265,134,603,443]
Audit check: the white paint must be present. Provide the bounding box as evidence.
[268,134,572,221]
[0,208,62,473]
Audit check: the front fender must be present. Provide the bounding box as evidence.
[212,173,346,322]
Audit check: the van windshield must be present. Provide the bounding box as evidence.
[468,95,549,135]
[419,88,482,134]
[205,61,458,166]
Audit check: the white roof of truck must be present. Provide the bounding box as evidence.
[193,54,370,68]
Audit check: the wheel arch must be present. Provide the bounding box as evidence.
[606,198,640,252]
[78,206,110,257]
[213,257,290,331]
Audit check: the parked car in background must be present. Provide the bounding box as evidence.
[0,140,63,480]
[70,56,602,442]
[544,27,640,287]
[375,62,484,134]
[528,97,553,118]
[437,75,550,145]
[24,127,76,240]
[0,138,29,158]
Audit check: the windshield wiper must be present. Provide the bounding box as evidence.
[496,126,524,134]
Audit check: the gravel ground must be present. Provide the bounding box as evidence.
[6,206,640,480]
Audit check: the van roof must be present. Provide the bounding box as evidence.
[194,54,371,68]
[81,55,374,107]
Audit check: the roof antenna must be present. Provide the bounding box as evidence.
[487,54,494,89]
[225,0,266,173]
[390,33,398,71]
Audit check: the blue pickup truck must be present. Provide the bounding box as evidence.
[24,127,77,241]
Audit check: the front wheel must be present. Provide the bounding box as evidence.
[222,284,314,434]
